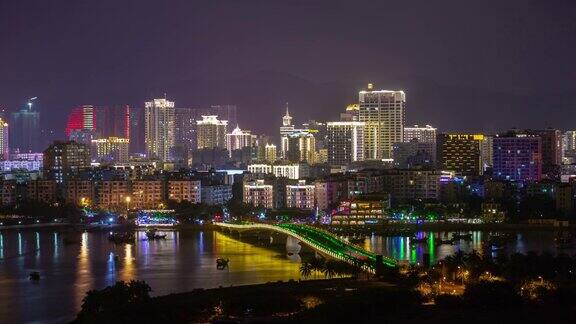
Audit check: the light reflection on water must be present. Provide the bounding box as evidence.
[0,228,568,323]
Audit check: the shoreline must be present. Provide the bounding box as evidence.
[1,221,573,233]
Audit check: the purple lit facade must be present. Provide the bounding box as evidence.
[493,135,542,182]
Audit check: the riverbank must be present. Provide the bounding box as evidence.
[1,221,572,234]
[328,222,575,234]
[72,278,575,323]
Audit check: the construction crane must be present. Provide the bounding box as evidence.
[27,97,37,110]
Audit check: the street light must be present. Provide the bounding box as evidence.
[125,196,131,216]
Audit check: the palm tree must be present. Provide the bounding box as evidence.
[299,262,313,279]
[309,257,325,279]
[323,260,337,279]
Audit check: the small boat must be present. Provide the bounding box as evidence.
[216,258,230,270]
[490,245,506,251]
[411,237,428,244]
[29,271,40,282]
[145,229,167,240]
[452,233,472,241]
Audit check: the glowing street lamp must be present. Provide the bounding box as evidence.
[125,196,131,215]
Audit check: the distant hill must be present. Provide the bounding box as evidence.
[30,70,576,141]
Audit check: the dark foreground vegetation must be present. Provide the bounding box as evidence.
[73,251,576,323]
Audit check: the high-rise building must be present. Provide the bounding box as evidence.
[43,141,91,183]
[129,106,145,154]
[392,140,435,168]
[65,105,96,138]
[196,115,227,149]
[94,105,130,139]
[493,133,542,182]
[0,118,9,160]
[286,180,315,210]
[132,180,165,209]
[564,131,576,152]
[358,84,405,160]
[168,180,201,204]
[403,125,436,144]
[340,104,359,122]
[525,129,562,174]
[264,144,277,163]
[437,134,484,176]
[286,131,316,164]
[381,169,441,201]
[10,101,40,153]
[480,136,494,170]
[326,121,365,166]
[225,125,255,155]
[563,131,576,163]
[91,137,130,163]
[144,98,175,162]
[280,104,296,158]
[174,108,197,154]
[243,179,274,208]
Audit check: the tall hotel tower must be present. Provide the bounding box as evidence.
[279,103,296,158]
[144,98,175,162]
[358,84,405,160]
[196,115,228,149]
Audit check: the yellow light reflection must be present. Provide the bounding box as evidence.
[74,232,92,312]
[121,244,136,281]
[212,231,301,283]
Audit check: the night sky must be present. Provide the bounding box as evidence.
[1,0,576,141]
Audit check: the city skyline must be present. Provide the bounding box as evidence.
[3,2,576,322]
[2,1,576,140]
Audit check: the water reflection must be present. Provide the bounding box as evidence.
[75,232,92,312]
[0,228,568,323]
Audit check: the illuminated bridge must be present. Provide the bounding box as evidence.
[214,222,397,272]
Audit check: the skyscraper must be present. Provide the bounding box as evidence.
[43,141,90,183]
[392,140,435,168]
[286,131,316,164]
[480,135,494,170]
[225,125,255,155]
[358,84,405,160]
[10,101,40,153]
[0,118,9,160]
[493,133,542,182]
[196,115,227,149]
[279,104,296,158]
[326,121,365,166]
[94,105,130,139]
[525,128,562,174]
[65,105,95,138]
[130,106,145,154]
[403,125,436,144]
[144,98,175,162]
[91,137,130,163]
[437,134,484,176]
[265,144,277,163]
[174,107,197,154]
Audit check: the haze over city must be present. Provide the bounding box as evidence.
[2,0,576,140]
